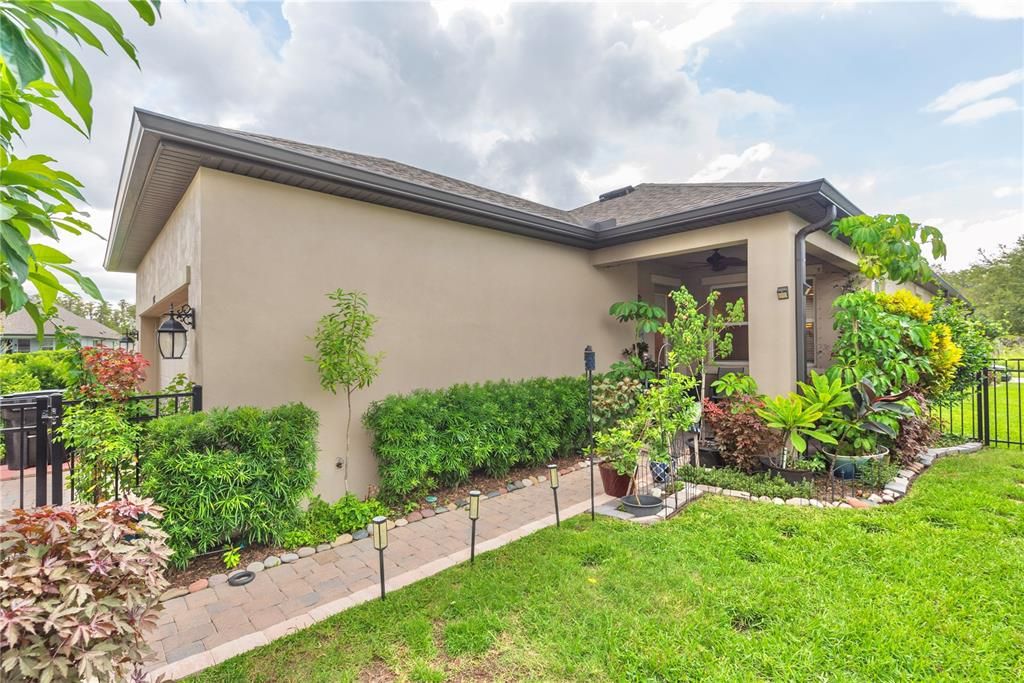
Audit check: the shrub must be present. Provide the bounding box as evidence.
[591,376,642,433]
[57,404,141,502]
[0,356,41,394]
[281,494,387,550]
[924,323,963,397]
[364,376,588,503]
[931,297,1001,399]
[141,403,319,568]
[0,496,171,682]
[77,347,148,401]
[2,349,76,390]
[877,289,933,322]
[675,464,812,499]
[703,397,783,472]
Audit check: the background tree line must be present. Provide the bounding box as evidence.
[57,295,136,334]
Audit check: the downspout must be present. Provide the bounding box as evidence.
[794,204,837,384]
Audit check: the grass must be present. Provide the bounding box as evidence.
[934,382,1023,447]
[190,449,1024,682]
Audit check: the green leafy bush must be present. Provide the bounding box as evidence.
[141,403,319,568]
[364,376,588,503]
[0,356,41,394]
[675,464,813,499]
[281,494,388,550]
[11,349,76,389]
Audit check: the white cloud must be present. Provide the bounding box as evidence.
[688,142,774,182]
[949,1,1024,20]
[929,210,1024,270]
[942,97,1020,124]
[657,2,742,53]
[993,184,1024,198]
[924,68,1023,113]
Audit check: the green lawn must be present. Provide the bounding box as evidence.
[191,449,1024,682]
[934,382,1022,447]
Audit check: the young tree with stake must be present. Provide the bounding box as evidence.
[307,289,382,492]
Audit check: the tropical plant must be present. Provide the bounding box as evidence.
[0,496,170,683]
[141,403,319,568]
[307,289,382,490]
[796,370,854,417]
[831,289,933,394]
[711,371,758,398]
[821,380,915,458]
[1,1,159,329]
[222,545,241,570]
[609,299,667,337]
[830,214,947,285]
[755,394,835,469]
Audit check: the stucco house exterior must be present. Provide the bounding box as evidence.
[1,305,121,354]
[105,109,957,498]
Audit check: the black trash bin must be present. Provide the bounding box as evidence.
[1,390,63,470]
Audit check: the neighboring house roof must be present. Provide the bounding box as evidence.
[1,306,121,340]
[107,109,862,271]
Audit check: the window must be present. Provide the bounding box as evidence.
[16,339,30,353]
[712,285,748,364]
[40,338,55,351]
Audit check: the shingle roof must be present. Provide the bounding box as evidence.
[569,182,803,228]
[1,305,121,339]
[211,128,804,230]
[216,128,583,226]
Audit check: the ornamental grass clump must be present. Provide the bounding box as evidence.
[0,496,171,683]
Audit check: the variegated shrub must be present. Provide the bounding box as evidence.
[0,496,170,682]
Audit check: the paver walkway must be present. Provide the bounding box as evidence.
[149,465,610,680]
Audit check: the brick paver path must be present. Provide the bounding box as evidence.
[149,465,608,679]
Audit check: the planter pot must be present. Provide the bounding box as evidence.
[766,465,815,485]
[697,447,723,469]
[823,448,889,480]
[599,462,632,497]
[619,494,662,517]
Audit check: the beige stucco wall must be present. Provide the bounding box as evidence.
[171,168,638,499]
[135,177,203,392]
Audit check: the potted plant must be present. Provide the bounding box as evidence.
[755,394,836,484]
[819,379,914,479]
[594,421,640,497]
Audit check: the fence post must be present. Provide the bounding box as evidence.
[34,396,48,507]
[981,371,991,446]
[191,384,203,412]
[974,372,984,443]
[50,395,64,506]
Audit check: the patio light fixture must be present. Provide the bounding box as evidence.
[776,286,789,300]
[119,329,138,352]
[548,464,560,527]
[372,515,388,600]
[157,304,196,360]
[468,490,481,564]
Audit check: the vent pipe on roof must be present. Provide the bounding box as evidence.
[599,185,635,202]
[794,203,837,384]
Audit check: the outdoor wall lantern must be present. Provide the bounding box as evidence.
[157,304,196,360]
[119,329,138,352]
[776,286,790,300]
[548,464,561,527]
[372,515,388,600]
[468,490,481,564]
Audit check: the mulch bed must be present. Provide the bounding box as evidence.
[163,453,587,590]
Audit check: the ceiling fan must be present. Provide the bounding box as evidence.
[684,249,747,272]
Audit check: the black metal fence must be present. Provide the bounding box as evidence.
[1,386,202,512]
[930,359,1022,449]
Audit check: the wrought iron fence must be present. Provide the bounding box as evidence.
[930,359,1022,449]
[1,386,202,512]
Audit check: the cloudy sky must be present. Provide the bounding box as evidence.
[25,0,1024,303]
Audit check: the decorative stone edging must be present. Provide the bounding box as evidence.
[692,442,983,510]
[158,460,592,602]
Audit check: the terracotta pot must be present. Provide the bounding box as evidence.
[599,462,632,497]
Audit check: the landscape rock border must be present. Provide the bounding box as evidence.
[159,459,591,602]
[693,442,983,511]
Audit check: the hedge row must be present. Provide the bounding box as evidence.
[364,376,588,503]
[141,403,318,568]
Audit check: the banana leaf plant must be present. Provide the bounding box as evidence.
[755,395,836,469]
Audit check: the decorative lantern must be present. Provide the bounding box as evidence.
[157,305,195,360]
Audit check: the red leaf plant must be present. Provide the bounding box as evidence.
[0,496,171,682]
[78,347,149,402]
[703,396,783,472]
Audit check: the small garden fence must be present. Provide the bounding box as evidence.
[929,359,1022,449]
[1,386,202,511]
